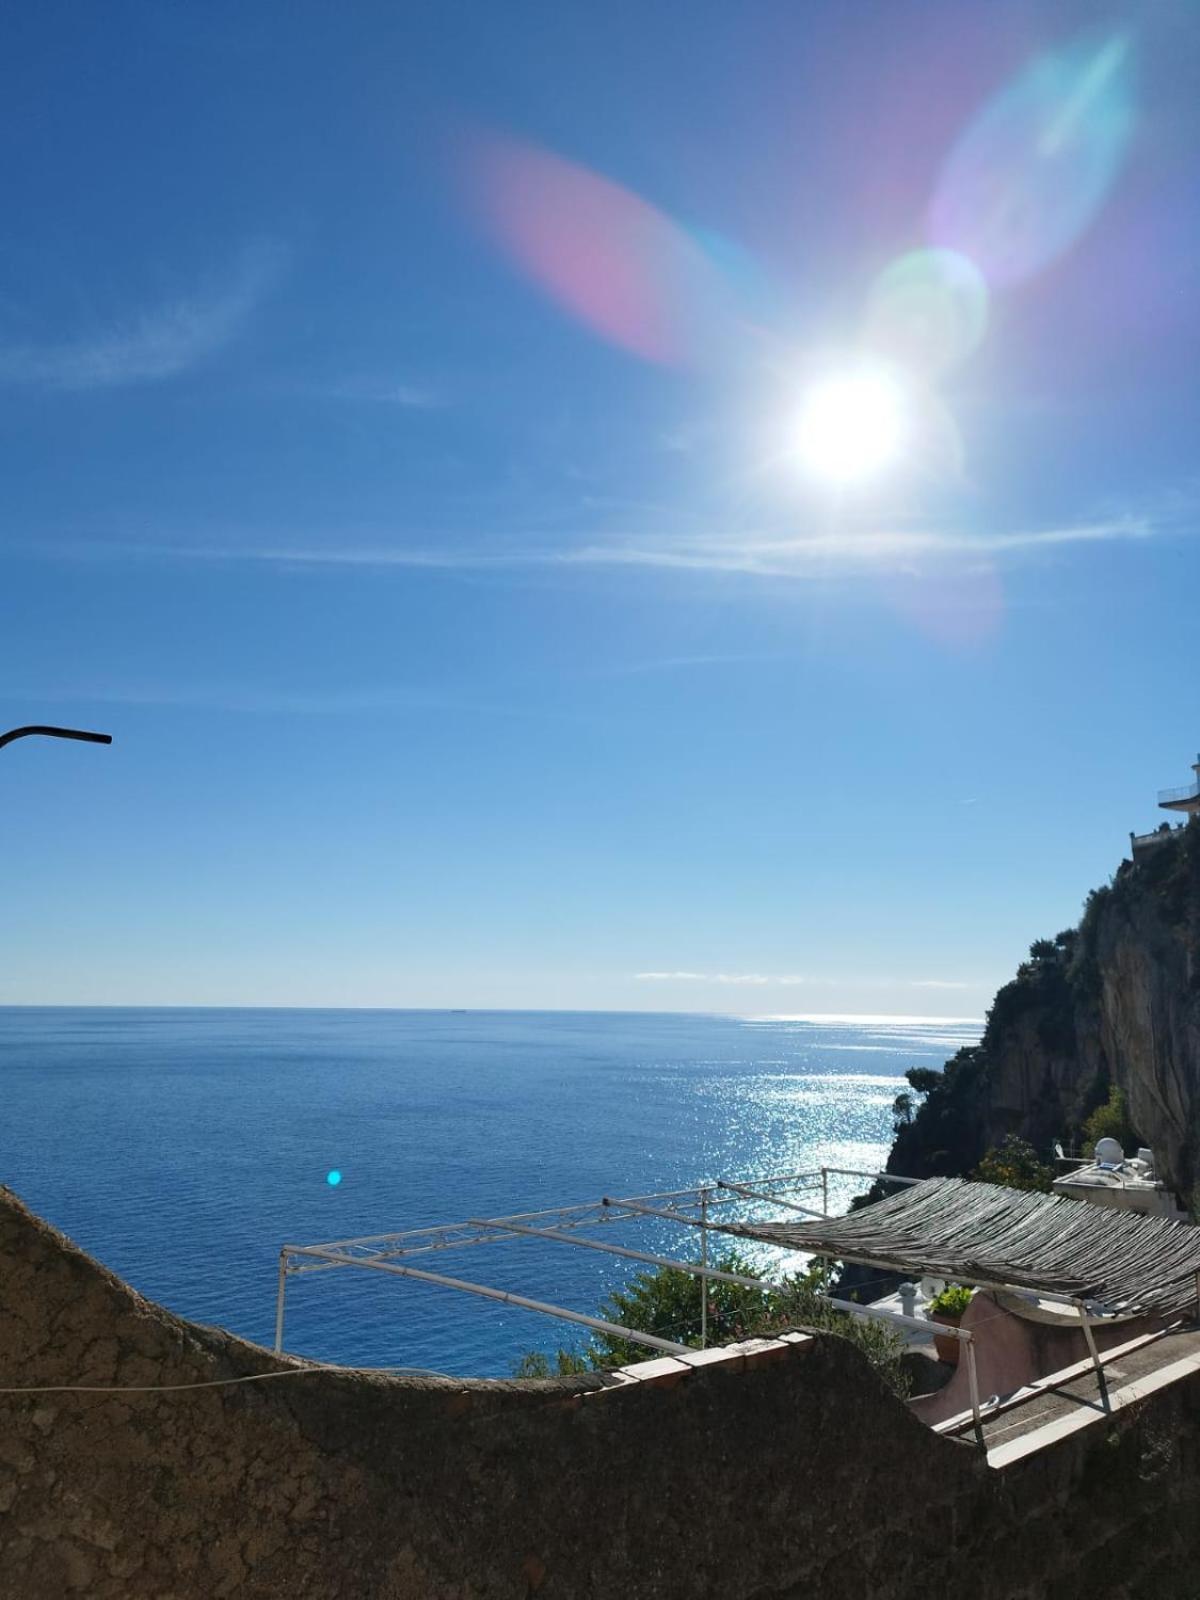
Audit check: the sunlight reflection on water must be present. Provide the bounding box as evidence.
[0,1008,979,1375]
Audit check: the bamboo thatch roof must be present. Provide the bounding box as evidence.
[722,1177,1200,1316]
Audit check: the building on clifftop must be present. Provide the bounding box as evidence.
[1130,750,1200,861]
[1158,752,1200,819]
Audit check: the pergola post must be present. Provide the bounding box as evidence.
[1076,1299,1108,1410]
[274,1253,289,1354]
[699,1188,709,1349]
[963,1332,983,1440]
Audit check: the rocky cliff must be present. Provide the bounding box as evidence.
[889,818,1200,1203]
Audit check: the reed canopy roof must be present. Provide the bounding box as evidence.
[724,1177,1200,1317]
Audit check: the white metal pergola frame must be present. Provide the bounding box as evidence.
[274,1165,917,1363]
[274,1163,1139,1441]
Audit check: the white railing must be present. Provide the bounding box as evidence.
[1159,779,1200,806]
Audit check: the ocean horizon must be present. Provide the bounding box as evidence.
[0,1006,980,1376]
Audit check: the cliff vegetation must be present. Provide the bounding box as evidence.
[887,818,1200,1204]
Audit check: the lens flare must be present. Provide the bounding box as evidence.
[885,563,1005,649]
[467,135,736,367]
[863,248,988,378]
[929,32,1135,286]
[795,367,908,485]
[326,1169,342,1187]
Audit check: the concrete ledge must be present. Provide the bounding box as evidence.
[612,1333,814,1389]
[579,1372,639,1402]
[679,1346,746,1373]
[988,1347,1200,1470]
[615,1356,691,1389]
[778,1332,815,1353]
[934,1326,1170,1438]
[733,1337,793,1369]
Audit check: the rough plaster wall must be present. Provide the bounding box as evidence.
[4,1187,1200,1599]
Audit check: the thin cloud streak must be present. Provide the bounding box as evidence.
[563,517,1151,577]
[0,243,281,391]
[11,684,445,715]
[598,652,795,677]
[313,375,444,408]
[1,682,586,721]
[42,511,1159,580]
[635,971,969,990]
[636,971,780,986]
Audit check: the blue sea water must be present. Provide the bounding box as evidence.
[0,1007,978,1377]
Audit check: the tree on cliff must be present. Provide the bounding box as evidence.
[973,1135,1054,1192]
[1081,1085,1137,1153]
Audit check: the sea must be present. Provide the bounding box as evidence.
[0,1007,979,1377]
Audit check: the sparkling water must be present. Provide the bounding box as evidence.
[0,1007,978,1376]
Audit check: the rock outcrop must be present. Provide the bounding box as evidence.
[889,818,1200,1202]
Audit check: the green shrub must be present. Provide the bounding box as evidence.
[510,1348,590,1377]
[1081,1084,1135,1153]
[973,1134,1054,1192]
[927,1284,973,1319]
[743,1262,911,1399]
[513,1255,911,1397]
[592,1249,772,1368]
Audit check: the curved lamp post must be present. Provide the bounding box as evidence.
[0,725,113,753]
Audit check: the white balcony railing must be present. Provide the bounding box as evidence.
[1158,779,1200,806]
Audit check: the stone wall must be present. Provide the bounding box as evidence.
[4,1185,1200,1599]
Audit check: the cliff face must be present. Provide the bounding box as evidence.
[890,818,1200,1201]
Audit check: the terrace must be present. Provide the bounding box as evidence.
[1158,753,1200,814]
[274,1167,1200,1458]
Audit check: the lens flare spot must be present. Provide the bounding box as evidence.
[467,135,736,368]
[795,367,908,485]
[864,248,988,378]
[326,1169,342,1187]
[929,32,1135,286]
[885,563,1005,650]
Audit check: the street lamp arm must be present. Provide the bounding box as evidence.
[0,725,113,751]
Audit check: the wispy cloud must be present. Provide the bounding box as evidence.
[0,243,281,391]
[2,679,592,724]
[599,652,794,677]
[558,517,1151,578]
[9,683,440,715]
[313,375,444,408]
[42,511,1156,580]
[635,971,969,990]
[636,971,781,986]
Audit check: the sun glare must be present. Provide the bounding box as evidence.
[795,367,908,485]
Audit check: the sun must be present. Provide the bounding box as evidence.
[795,366,908,485]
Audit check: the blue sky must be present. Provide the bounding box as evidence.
[2,0,1197,1013]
